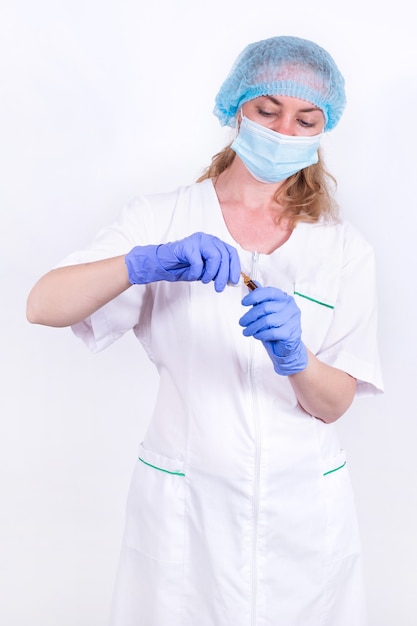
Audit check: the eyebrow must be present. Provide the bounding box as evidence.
[266,95,322,113]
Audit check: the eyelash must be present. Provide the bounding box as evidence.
[257,108,275,117]
[299,120,316,128]
[257,108,316,128]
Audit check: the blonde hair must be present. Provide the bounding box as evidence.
[197,144,338,228]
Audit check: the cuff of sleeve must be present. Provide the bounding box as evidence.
[71,308,123,353]
[317,348,384,396]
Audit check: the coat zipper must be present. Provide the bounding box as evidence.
[249,252,261,626]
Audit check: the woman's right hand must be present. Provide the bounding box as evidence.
[27,233,240,328]
[125,232,241,292]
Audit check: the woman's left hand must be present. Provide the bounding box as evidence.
[239,286,308,375]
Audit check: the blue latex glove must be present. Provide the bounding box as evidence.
[125,232,241,292]
[239,286,308,375]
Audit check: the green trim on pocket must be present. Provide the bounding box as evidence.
[323,461,346,476]
[294,291,335,309]
[138,457,185,476]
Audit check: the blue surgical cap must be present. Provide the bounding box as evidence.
[214,36,346,132]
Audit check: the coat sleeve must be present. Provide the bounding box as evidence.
[54,195,159,353]
[316,222,384,396]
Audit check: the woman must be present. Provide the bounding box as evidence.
[27,36,383,626]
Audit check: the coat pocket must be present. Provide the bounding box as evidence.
[123,443,186,563]
[293,283,336,354]
[322,450,361,562]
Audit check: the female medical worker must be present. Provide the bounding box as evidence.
[27,36,383,626]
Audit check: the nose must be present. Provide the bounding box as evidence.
[273,115,296,136]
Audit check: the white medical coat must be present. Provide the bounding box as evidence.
[61,179,383,626]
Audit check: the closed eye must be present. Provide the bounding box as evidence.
[298,119,317,128]
[257,108,277,117]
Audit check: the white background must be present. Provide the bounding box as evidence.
[1,1,416,624]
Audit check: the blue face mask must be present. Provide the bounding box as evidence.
[231,113,323,183]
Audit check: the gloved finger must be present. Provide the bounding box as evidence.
[241,286,290,307]
[240,308,296,337]
[200,236,240,292]
[200,235,229,285]
[174,237,206,281]
[240,315,276,337]
[248,317,301,343]
[211,239,241,292]
[226,244,241,285]
[239,296,292,327]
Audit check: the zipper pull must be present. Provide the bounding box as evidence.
[251,251,260,279]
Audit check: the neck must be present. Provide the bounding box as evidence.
[215,157,285,211]
[212,157,293,254]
